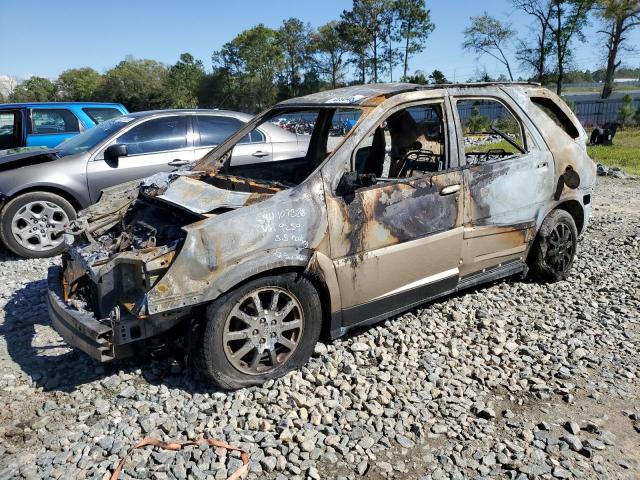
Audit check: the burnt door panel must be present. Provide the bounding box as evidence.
[460,151,553,276]
[451,94,555,277]
[328,170,464,324]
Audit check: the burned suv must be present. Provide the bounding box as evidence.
[48,83,596,389]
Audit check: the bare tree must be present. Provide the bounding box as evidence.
[513,0,555,82]
[463,13,516,81]
[597,0,640,98]
[0,76,18,99]
[549,0,594,95]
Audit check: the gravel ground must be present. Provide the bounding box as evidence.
[0,177,638,480]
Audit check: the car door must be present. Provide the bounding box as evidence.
[325,99,464,328]
[86,114,195,202]
[27,108,80,147]
[193,114,273,166]
[450,92,554,278]
[231,129,273,165]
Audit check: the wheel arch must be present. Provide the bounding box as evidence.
[211,264,335,342]
[175,252,339,343]
[554,199,584,234]
[4,185,82,212]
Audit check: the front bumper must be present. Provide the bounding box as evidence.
[48,265,185,362]
[48,266,116,362]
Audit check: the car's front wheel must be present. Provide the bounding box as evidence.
[195,273,322,389]
[528,209,578,283]
[0,192,76,258]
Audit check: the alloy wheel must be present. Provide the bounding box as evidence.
[11,201,69,252]
[544,223,574,273]
[223,287,304,375]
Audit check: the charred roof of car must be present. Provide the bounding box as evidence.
[276,82,543,107]
[277,83,420,107]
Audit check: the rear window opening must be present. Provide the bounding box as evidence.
[82,107,123,124]
[0,110,21,149]
[530,97,580,139]
[30,108,80,134]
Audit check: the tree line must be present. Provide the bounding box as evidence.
[2,0,639,113]
[462,0,640,97]
[2,0,434,113]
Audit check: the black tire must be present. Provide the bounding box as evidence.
[528,209,578,283]
[0,192,76,258]
[195,273,322,390]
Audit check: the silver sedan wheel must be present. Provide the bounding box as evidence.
[11,200,69,252]
[223,287,304,375]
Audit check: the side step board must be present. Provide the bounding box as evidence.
[333,259,527,339]
[456,260,526,292]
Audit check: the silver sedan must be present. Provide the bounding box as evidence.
[0,109,306,258]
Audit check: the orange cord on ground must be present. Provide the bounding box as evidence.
[109,437,249,480]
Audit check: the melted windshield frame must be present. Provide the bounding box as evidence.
[194,106,364,176]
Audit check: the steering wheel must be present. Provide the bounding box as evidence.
[398,149,435,177]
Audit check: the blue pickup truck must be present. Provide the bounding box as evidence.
[0,102,128,149]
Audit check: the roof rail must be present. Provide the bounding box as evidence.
[415,81,542,90]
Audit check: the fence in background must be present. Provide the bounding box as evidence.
[561,81,640,89]
[452,97,640,128]
[572,98,640,126]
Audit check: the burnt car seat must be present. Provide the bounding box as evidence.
[360,127,385,177]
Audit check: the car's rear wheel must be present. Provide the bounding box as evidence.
[0,192,76,258]
[528,209,578,283]
[195,273,322,390]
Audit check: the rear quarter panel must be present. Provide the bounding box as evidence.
[504,87,596,230]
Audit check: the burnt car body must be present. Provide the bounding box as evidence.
[48,83,596,388]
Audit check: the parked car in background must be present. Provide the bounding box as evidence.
[48,82,596,389]
[0,102,128,149]
[0,109,305,258]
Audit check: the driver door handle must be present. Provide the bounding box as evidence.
[440,184,461,196]
[168,159,189,167]
[252,151,269,158]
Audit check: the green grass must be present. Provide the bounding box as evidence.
[466,139,519,154]
[587,127,640,176]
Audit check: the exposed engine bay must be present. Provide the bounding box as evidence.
[66,171,284,258]
[61,170,286,321]
[90,198,196,253]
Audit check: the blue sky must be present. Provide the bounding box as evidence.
[1,0,639,81]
